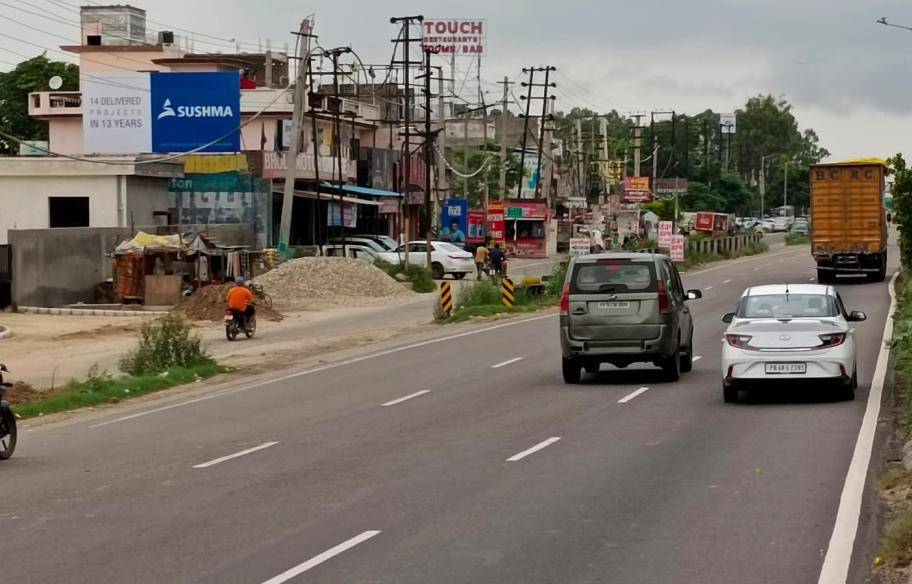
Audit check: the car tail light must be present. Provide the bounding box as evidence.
[449,254,467,260]
[817,332,846,348]
[559,284,570,315]
[657,280,670,313]
[726,365,734,378]
[725,334,753,349]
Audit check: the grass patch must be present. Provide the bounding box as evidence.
[786,233,811,246]
[677,241,769,271]
[374,259,436,293]
[892,275,912,430]
[13,362,230,419]
[878,467,912,491]
[881,509,912,567]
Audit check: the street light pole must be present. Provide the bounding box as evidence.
[784,161,794,209]
[760,154,775,219]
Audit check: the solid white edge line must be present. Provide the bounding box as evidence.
[617,386,650,404]
[193,441,278,469]
[90,313,556,429]
[381,390,431,407]
[817,270,899,584]
[507,437,562,462]
[692,356,703,362]
[492,357,524,369]
[261,530,381,584]
[704,286,714,291]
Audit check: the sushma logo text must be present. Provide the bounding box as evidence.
[157,98,234,121]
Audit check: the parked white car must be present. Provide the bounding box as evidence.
[721,284,866,403]
[772,217,790,232]
[322,244,379,261]
[376,241,475,279]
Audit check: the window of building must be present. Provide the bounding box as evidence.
[48,196,90,228]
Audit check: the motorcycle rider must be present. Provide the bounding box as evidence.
[226,276,255,331]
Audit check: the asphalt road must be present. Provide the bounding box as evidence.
[0,241,897,584]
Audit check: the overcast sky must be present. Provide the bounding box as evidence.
[1,0,911,161]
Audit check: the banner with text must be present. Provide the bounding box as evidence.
[658,221,673,248]
[670,234,685,261]
[623,176,652,203]
[82,72,152,154]
[422,19,486,56]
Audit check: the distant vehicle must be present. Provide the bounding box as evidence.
[559,253,702,384]
[756,219,776,232]
[322,244,380,262]
[772,217,790,232]
[376,240,475,279]
[721,284,866,403]
[790,222,809,236]
[351,234,398,251]
[326,237,388,253]
[810,161,888,282]
[741,218,761,230]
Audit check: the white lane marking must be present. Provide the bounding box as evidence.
[381,390,431,407]
[704,286,714,291]
[507,437,561,462]
[692,356,703,362]
[261,531,381,584]
[90,314,556,429]
[809,277,816,282]
[818,271,899,584]
[753,267,760,272]
[492,357,524,369]
[193,441,278,469]
[723,279,733,284]
[618,387,650,404]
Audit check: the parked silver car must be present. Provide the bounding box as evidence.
[559,253,702,383]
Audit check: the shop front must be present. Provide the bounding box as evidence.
[504,201,549,258]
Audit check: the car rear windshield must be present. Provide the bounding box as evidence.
[738,294,838,318]
[571,260,657,294]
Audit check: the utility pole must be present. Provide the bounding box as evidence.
[437,65,447,209]
[478,54,490,212]
[516,67,536,199]
[319,46,353,255]
[390,15,424,266]
[419,48,436,268]
[532,67,556,200]
[760,154,775,220]
[576,118,584,195]
[631,113,645,177]
[307,55,323,247]
[277,19,314,261]
[497,76,513,199]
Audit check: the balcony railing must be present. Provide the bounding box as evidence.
[28,91,82,117]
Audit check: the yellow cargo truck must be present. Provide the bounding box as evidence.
[810,161,888,282]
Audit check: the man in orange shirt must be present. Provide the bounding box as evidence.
[226,276,255,328]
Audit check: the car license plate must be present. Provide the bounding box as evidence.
[598,301,630,309]
[765,362,807,374]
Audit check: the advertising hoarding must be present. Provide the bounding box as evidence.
[623,176,652,203]
[654,178,688,198]
[486,201,506,246]
[670,235,685,261]
[82,72,152,154]
[327,201,357,228]
[720,113,736,134]
[150,72,240,153]
[440,199,469,245]
[658,221,674,248]
[467,211,486,244]
[569,238,591,257]
[421,19,486,56]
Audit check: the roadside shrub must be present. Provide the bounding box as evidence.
[545,263,568,299]
[457,279,501,308]
[373,259,400,278]
[785,233,810,246]
[881,509,912,567]
[119,313,211,376]
[373,259,435,293]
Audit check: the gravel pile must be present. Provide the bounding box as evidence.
[253,257,417,309]
[175,284,284,322]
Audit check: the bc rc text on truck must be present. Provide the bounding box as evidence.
[810,161,888,283]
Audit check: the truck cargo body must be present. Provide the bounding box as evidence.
[810,162,887,282]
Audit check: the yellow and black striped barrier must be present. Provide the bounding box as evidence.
[502,277,515,308]
[439,281,454,315]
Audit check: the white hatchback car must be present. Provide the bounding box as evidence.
[721,284,867,403]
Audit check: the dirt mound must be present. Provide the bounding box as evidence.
[174,284,284,322]
[252,257,417,309]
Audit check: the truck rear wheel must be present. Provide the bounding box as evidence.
[817,269,832,284]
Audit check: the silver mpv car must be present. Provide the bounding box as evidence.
[559,253,702,383]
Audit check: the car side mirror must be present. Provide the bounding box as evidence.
[686,289,702,301]
[722,312,735,324]
[848,311,867,322]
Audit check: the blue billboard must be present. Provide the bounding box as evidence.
[440,199,468,245]
[150,72,240,153]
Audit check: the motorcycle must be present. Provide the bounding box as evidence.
[0,364,17,460]
[225,308,257,341]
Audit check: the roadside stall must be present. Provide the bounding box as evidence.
[504,201,549,258]
[113,232,185,306]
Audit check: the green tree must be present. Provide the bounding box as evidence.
[889,154,912,269]
[0,55,79,154]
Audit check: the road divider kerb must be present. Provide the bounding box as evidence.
[261,530,381,584]
[89,313,557,429]
[381,390,431,407]
[492,357,523,369]
[618,387,650,404]
[817,270,900,584]
[507,437,562,462]
[193,441,278,469]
